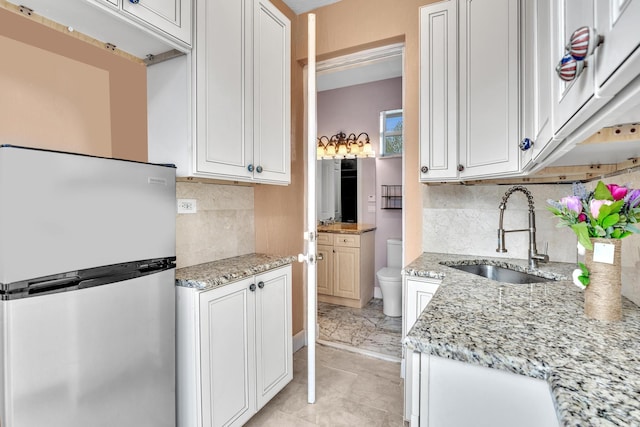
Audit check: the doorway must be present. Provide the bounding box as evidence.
[315,43,405,360]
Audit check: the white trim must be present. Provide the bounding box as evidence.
[316,43,404,74]
[293,329,306,353]
[317,340,402,363]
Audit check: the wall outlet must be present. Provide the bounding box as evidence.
[177,199,197,214]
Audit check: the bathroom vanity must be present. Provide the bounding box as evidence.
[316,223,375,308]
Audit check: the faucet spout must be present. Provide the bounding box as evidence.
[496,186,548,269]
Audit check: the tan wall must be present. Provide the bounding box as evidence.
[254,0,306,335]
[296,0,438,266]
[0,6,147,161]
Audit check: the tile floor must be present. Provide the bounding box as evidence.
[245,344,404,426]
[317,299,403,360]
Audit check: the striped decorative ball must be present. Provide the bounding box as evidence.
[556,54,584,82]
[569,26,595,60]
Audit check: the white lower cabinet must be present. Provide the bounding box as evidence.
[177,265,292,427]
[408,353,558,427]
[402,276,441,421]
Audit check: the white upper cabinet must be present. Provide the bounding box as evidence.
[148,0,291,185]
[550,0,609,138]
[8,0,191,57]
[194,0,291,184]
[419,0,521,182]
[122,0,192,47]
[521,0,555,167]
[419,1,459,180]
[594,1,640,96]
[458,0,520,178]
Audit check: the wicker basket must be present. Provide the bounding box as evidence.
[584,238,622,321]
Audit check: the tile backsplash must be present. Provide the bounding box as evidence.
[176,181,255,268]
[422,183,577,263]
[422,176,640,306]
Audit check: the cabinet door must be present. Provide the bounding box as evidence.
[459,0,520,178]
[254,266,293,409]
[595,0,640,96]
[252,0,291,184]
[199,278,256,427]
[195,0,253,180]
[419,1,459,181]
[122,0,191,44]
[521,0,555,166]
[333,246,360,299]
[317,244,334,296]
[404,278,440,338]
[551,0,610,138]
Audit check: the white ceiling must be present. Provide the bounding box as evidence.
[281,0,343,14]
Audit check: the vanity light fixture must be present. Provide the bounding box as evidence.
[316,131,375,160]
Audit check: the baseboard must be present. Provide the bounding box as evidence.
[293,329,306,353]
[374,286,382,299]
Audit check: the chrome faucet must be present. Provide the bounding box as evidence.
[496,186,549,269]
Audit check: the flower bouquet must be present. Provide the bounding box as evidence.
[547,181,640,251]
[548,181,639,320]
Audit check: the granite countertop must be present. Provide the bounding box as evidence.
[176,253,296,291]
[317,222,376,234]
[403,253,640,426]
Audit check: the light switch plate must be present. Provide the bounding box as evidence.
[177,199,197,214]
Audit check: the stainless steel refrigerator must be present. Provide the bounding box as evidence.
[0,145,176,427]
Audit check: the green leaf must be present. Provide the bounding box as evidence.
[601,213,620,229]
[609,200,624,214]
[547,206,561,215]
[620,231,632,239]
[594,181,613,201]
[611,229,623,238]
[578,275,590,286]
[626,223,640,234]
[578,262,589,276]
[572,223,593,250]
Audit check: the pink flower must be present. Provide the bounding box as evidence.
[560,196,582,214]
[590,199,613,218]
[607,184,628,201]
[578,213,587,222]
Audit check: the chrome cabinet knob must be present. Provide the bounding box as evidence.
[247,164,254,172]
[257,281,265,289]
[256,165,263,173]
[420,166,429,173]
[457,164,465,172]
[249,283,256,292]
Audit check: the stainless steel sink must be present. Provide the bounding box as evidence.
[448,263,549,284]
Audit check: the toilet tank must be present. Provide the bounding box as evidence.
[386,238,402,268]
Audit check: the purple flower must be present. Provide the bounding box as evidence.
[560,196,582,214]
[590,199,612,218]
[627,189,640,208]
[607,184,628,201]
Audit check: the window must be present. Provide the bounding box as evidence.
[380,109,403,157]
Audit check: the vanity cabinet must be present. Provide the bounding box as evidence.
[7,0,191,57]
[419,0,520,182]
[194,0,291,184]
[177,265,292,427]
[316,232,375,308]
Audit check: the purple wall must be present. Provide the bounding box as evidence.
[318,77,403,294]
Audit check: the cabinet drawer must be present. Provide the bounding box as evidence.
[317,233,333,245]
[333,234,360,248]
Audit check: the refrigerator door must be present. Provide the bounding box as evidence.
[0,146,176,285]
[0,269,175,427]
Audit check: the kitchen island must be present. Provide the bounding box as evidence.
[403,253,640,426]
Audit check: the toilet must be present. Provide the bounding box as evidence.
[377,238,402,317]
